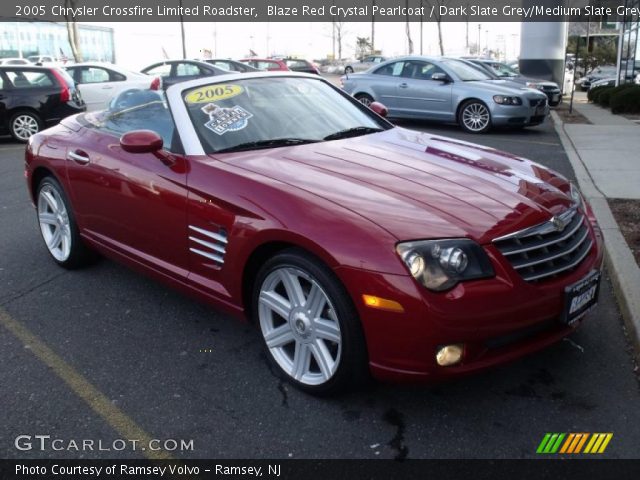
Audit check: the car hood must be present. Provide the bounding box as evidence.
[503,75,559,88]
[465,80,546,97]
[212,128,573,244]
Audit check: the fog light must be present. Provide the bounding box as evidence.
[436,344,464,366]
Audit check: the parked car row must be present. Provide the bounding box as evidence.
[2,52,559,142]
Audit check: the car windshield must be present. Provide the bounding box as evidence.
[182,76,387,154]
[484,62,519,77]
[442,59,492,81]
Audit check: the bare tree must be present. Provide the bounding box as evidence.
[334,22,347,60]
[425,0,445,56]
[64,0,83,62]
[405,0,413,54]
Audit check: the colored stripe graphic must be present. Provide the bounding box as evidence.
[538,433,613,454]
[559,433,575,453]
[537,433,565,453]
[536,433,552,454]
[597,433,613,453]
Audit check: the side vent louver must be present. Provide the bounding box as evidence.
[188,225,228,265]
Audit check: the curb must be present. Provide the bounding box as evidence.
[551,111,640,360]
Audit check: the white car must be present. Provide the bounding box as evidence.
[0,57,32,65]
[65,63,159,111]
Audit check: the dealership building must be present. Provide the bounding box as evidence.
[0,22,114,62]
[619,1,639,82]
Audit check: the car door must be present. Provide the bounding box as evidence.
[71,66,115,111]
[65,91,190,279]
[367,61,406,111]
[0,73,8,131]
[394,60,454,120]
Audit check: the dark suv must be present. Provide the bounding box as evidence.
[0,66,85,142]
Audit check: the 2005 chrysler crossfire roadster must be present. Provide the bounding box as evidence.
[25,72,603,394]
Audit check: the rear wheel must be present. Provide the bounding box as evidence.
[253,249,368,395]
[36,176,96,269]
[355,93,374,107]
[458,100,492,134]
[10,111,41,142]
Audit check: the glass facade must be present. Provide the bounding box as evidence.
[620,1,640,83]
[0,22,114,62]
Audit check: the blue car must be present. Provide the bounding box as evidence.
[341,56,549,133]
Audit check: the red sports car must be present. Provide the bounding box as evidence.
[238,58,289,71]
[25,72,603,394]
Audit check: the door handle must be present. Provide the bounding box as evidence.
[67,150,90,165]
[101,85,114,89]
[399,83,408,88]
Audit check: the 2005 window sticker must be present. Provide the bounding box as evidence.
[201,103,253,135]
[185,84,245,104]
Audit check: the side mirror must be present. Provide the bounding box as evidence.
[369,101,388,117]
[431,73,451,83]
[120,130,163,154]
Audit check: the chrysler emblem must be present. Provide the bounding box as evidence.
[552,216,566,232]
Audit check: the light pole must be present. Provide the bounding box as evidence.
[477,23,481,55]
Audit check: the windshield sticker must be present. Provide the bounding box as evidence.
[185,84,244,104]
[201,103,253,135]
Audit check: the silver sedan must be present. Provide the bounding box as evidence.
[341,56,549,133]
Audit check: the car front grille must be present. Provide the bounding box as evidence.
[529,98,547,107]
[493,208,593,282]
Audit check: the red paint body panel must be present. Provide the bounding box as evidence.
[25,115,604,382]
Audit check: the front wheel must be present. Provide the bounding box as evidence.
[253,249,368,395]
[458,100,492,134]
[36,176,96,269]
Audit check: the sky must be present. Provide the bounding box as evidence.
[95,21,523,70]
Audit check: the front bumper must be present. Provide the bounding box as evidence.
[490,101,549,127]
[335,208,604,383]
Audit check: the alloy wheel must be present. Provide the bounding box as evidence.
[12,114,39,141]
[461,103,490,132]
[357,95,372,107]
[37,184,72,262]
[258,266,342,386]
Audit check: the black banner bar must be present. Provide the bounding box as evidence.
[2,459,640,480]
[2,0,640,22]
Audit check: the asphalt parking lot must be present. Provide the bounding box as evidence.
[1,116,639,460]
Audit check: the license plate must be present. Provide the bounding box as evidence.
[535,105,546,115]
[552,94,560,103]
[562,270,601,325]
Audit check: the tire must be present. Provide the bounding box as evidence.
[344,66,354,74]
[253,248,368,395]
[10,111,42,142]
[36,176,96,269]
[354,93,374,107]
[458,99,492,134]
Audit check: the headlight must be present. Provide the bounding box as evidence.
[493,95,522,105]
[570,182,584,210]
[396,239,495,292]
[526,81,544,91]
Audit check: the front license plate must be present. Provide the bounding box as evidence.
[562,270,601,325]
[535,105,547,115]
